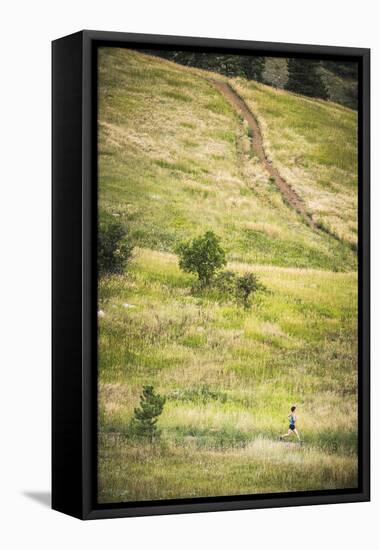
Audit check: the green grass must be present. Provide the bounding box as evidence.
[99,437,356,502]
[97,48,358,503]
[98,249,357,501]
[232,78,358,246]
[98,48,356,271]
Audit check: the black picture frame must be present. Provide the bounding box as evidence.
[52,30,370,520]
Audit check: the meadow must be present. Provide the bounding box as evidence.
[97,48,358,503]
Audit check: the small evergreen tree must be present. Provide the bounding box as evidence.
[176,230,226,287]
[131,386,166,441]
[285,58,328,100]
[235,272,261,309]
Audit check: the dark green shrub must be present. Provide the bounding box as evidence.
[214,270,264,308]
[98,212,133,275]
[176,230,226,286]
[235,272,262,309]
[130,385,166,441]
[213,270,237,294]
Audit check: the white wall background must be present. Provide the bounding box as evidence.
[0,1,376,548]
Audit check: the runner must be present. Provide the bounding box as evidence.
[280,405,301,442]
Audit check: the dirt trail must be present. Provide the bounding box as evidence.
[209,80,316,229]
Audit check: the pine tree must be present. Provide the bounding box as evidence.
[131,386,165,441]
[285,58,328,100]
[241,56,265,82]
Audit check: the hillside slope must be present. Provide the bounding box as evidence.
[97,48,358,503]
[99,48,357,269]
[232,78,358,247]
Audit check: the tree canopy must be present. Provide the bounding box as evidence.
[285,58,329,100]
[176,230,226,286]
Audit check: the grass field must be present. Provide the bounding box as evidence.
[232,78,358,246]
[97,48,358,503]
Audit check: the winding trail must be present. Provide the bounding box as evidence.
[209,79,316,229]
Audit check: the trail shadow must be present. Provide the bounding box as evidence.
[22,491,51,507]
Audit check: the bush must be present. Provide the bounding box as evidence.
[213,270,264,308]
[235,272,262,309]
[130,385,166,441]
[213,270,237,294]
[176,230,226,286]
[98,212,133,275]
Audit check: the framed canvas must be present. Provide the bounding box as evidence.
[52,30,370,520]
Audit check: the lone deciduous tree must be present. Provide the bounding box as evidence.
[131,386,166,442]
[176,230,226,287]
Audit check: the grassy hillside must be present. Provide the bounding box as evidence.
[99,48,356,269]
[97,48,358,503]
[232,78,358,246]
